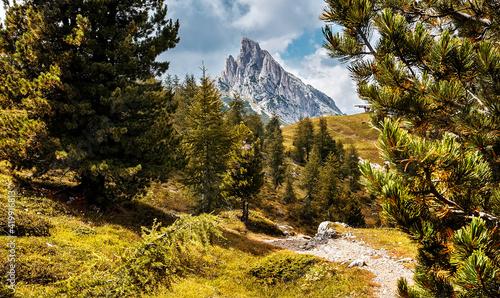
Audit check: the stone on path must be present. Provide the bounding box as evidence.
[348,259,367,268]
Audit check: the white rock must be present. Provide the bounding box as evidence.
[348,259,367,268]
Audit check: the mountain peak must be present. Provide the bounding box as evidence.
[216,38,343,124]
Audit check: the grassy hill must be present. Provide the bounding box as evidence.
[0,160,418,297]
[282,113,382,163]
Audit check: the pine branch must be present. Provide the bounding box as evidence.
[424,167,461,209]
[356,26,377,56]
[447,7,491,27]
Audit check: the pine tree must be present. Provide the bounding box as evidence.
[292,117,315,164]
[316,152,342,217]
[342,145,361,191]
[322,0,500,295]
[283,171,297,204]
[265,115,286,189]
[264,114,281,149]
[300,147,321,220]
[221,123,264,223]
[172,74,198,134]
[0,1,180,203]
[0,5,61,171]
[315,118,336,163]
[183,72,233,213]
[226,93,247,127]
[246,113,265,146]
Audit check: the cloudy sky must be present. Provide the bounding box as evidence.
[162,0,364,114]
[0,1,365,114]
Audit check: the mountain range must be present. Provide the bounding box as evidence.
[216,37,343,125]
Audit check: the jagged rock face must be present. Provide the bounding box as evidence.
[216,37,343,124]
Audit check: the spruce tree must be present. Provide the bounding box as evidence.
[221,123,264,223]
[226,93,247,127]
[299,147,321,220]
[292,117,315,164]
[266,115,286,189]
[322,0,500,295]
[315,118,336,163]
[183,72,233,213]
[0,1,180,203]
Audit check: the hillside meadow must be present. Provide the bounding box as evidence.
[282,113,381,164]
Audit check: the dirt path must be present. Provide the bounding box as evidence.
[263,232,414,297]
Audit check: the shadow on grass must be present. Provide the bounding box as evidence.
[217,229,280,256]
[22,181,179,233]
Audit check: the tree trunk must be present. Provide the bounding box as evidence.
[241,199,249,224]
[80,173,106,204]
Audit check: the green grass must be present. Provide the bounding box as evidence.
[330,223,418,260]
[282,113,381,163]
[0,165,377,297]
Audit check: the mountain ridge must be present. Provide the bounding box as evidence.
[216,37,343,124]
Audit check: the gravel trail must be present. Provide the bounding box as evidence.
[263,233,414,297]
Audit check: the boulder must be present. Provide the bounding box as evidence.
[348,259,366,268]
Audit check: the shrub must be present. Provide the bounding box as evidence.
[249,252,320,284]
[53,214,222,297]
[247,211,285,236]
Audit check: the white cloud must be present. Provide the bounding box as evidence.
[274,48,364,115]
[0,5,5,23]
[162,0,363,114]
[0,0,363,114]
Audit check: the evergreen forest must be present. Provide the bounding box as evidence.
[1,0,500,297]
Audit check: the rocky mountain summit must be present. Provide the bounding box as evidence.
[216,37,343,124]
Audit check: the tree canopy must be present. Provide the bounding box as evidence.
[322,0,500,295]
[0,0,180,203]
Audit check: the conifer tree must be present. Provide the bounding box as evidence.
[0,5,61,171]
[226,93,247,127]
[0,0,180,203]
[172,74,198,134]
[265,115,286,189]
[300,147,321,220]
[283,171,297,204]
[317,152,342,215]
[323,0,500,295]
[246,113,265,146]
[315,118,336,163]
[183,72,233,213]
[292,117,315,164]
[221,123,264,223]
[343,145,361,191]
[264,115,281,149]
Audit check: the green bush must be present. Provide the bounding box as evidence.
[53,214,222,297]
[249,252,320,285]
[247,211,285,236]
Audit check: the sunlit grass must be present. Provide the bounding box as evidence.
[331,223,418,260]
[0,165,376,297]
[282,113,381,163]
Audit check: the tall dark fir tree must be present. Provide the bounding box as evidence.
[0,0,180,203]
